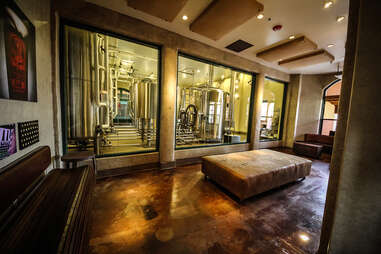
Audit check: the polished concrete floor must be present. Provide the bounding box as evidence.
[89,150,330,254]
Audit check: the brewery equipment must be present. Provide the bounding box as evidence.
[64,27,159,155]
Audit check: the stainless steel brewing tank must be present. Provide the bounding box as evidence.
[133,78,157,120]
[65,28,96,140]
[203,88,226,142]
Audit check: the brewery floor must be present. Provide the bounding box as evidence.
[89,148,330,254]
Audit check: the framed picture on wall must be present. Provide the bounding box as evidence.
[0,0,37,102]
[0,124,17,160]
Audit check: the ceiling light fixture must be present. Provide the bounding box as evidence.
[324,1,333,9]
[197,69,200,73]
[327,44,335,48]
[257,13,264,19]
[289,35,295,40]
[182,15,188,21]
[336,16,345,22]
[299,233,310,242]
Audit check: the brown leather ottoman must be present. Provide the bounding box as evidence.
[293,142,323,159]
[202,149,311,201]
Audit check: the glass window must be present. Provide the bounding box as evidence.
[176,54,253,149]
[260,78,286,141]
[62,25,160,156]
[320,80,341,136]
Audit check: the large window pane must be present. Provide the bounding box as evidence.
[321,119,337,136]
[260,78,286,141]
[319,80,341,136]
[63,25,160,156]
[176,55,253,148]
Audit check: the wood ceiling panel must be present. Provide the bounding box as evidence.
[256,36,318,62]
[190,0,264,41]
[278,50,335,69]
[127,0,188,22]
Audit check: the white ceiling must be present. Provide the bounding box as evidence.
[86,0,349,75]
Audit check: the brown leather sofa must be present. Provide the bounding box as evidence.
[295,134,334,154]
[0,146,95,253]
[202,149,311,201]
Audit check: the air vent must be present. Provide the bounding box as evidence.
[226,40,254,52]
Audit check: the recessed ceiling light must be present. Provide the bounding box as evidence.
[221,75,225,79]
[182,15,188,21]
[324,1,333,9]
[327,44,335,48]
[289,35,295,40]
[299,233,310,242]
[196,69,200,73]
[257,13,264,19]
[337,16,345,22]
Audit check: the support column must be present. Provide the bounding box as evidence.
[282,74,302,148]
[319,0,381,253]
[159,47,177,169]
[250,73,265,150]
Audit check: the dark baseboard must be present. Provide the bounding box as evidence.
[176,157,203,167]
[96,162,160,180]
[96,157,205,180]
[160,161,176,170]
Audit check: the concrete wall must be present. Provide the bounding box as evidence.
[326,0,381,252]
[0,0,54,169]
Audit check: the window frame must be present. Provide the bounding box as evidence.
[260,77,288,142]
[319,79,341,135]
[59,19,162,157]
[175,52,256,150]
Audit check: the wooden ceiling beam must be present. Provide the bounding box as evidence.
[256,36,318,62]
[127,0,188,22]
[190,0,264,41]
[278,49,335,69]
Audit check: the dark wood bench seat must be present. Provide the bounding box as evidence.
[0,146,95,253]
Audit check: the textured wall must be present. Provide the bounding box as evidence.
[0,0,53,169]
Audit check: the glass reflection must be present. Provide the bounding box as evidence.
[260,78,286,141]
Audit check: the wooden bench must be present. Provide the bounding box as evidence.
[202,149,311,201]
[0,146,95,253]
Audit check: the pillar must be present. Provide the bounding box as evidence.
[282,74,302,148]
[249,73,265,150]
[319,0,381,253]
[159,47,177,169]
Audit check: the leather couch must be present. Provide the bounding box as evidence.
[302,134,334,154]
